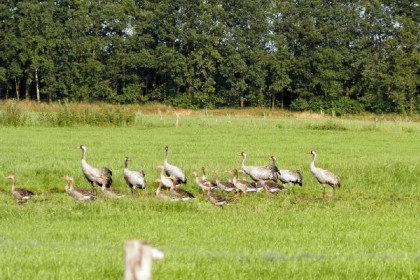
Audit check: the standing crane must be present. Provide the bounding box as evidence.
[78,145,112,193]
[163,146,187,184]
[309,150,341,198]
[123,157,146,193]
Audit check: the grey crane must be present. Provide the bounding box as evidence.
[6,175,35,201]
[123,157,146,193]
[309,150,341,197]
[78,145,112,192]
[163,146,187,184]
[62,175,96,201]
[270,156,302,195]
[238,152,279,182]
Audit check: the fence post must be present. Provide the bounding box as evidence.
[124,240,164,280]
[175,113,180,127]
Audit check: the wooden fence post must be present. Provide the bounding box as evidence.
[175,113,180,127]
[124,240,164,280]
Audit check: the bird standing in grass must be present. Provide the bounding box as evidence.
[238,152,279,182]
[213,170,236,192]
[158,165,175,189]
[6,175,35,201]
[270,155,302,195]
[309,150,341,198]
[192,170,215,193]
[163,146,187,184]
[123,157,146,193]
[78,145,112,193]
[258,179,287,193]
[206,186,228,206]
[62,175,96,201]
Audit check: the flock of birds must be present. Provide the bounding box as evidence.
[4,145,341,206]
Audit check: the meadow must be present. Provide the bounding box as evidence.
[0,107,419,279]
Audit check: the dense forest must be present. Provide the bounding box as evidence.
[0,0,419,114]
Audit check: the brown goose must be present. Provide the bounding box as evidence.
[101,185,125,199]
[6,175,35,201]
[62,175,96,201]
[168,175,194,201]
[155,179,179,201]
[309,150,341,197]
[213,170,236,192]
[258,179,287,193]
[231,169,255,194]
[158,165,174,189]
[238,169,260,192]
[207,186,228,206]
[192,171,215,192]
[201,167,217,187]
[78,145,112,192]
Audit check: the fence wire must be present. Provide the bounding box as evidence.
[0,239,419,262]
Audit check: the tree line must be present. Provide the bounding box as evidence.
[0,0,419,114]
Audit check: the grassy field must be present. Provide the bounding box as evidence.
[0,113,419,279]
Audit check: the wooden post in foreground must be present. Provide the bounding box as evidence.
[124,240,164,280]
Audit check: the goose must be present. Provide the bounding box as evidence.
[258,179,287,193]
[309,150,341,197]
[201,167,217,188]
[270,156,302,194]
[6,175,35,201]
[238,169,261,191]
[62,175,96,201]
[192,171,215,192]
[213,170,236,192]
[163,146,187,184]
[231,169,256,194]
[158,165,175,189]
[155,179,179,201]
[207,186,228,206]
[168,175,194,201]
[78,145,112,192]
[123,157,146,193]
[238,152,278,182]
[101,185,125,199]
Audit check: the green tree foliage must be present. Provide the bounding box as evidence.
[0,0,418,113]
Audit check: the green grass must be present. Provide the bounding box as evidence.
[0,114,419,279]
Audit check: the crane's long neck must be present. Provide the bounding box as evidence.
[240,155,246,169]
[310,153,317,170]
[164,149,168,164]
[81,148,86,161]
[124,159,128,169]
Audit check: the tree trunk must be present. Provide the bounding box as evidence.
[35,68,40,103]
[240,96,244,108]
[409,93,413,115]
[271,92,275,109]
[15,77,20,100]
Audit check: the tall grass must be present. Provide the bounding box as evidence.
[0,104,419,279]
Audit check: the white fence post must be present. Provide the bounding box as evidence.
[124,240,164,280]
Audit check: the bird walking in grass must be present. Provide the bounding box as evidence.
[62,175,96,201]
[163,146,187,184]
[158,165,175,189]
[6,175,35,201]
[258,179,287,194]
[201,167,217,188]
[213,170,236,192]
[206,185,228,206]
[123,157,146,194]
[309,150,341,198]
[78,145,112,193]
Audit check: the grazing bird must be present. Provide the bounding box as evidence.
[101,185,125,199]
[62,175,96,201]
[207,186,228,206]
[163,146,187,184]
[258,179,287,193]
[192,171,215,193]
[213,170,236,192]
[238,169,261,191]
[231,169,256,194]
[201,167,217,187]
[155,179,178,201]
[168,175,194,201]
[309,150,341,197]
[270,156,302,195]
[158,165,175,189]
[6,175,35,201]
[238,152,279,182]
[78,145,112,192]
[123,157,146,193]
